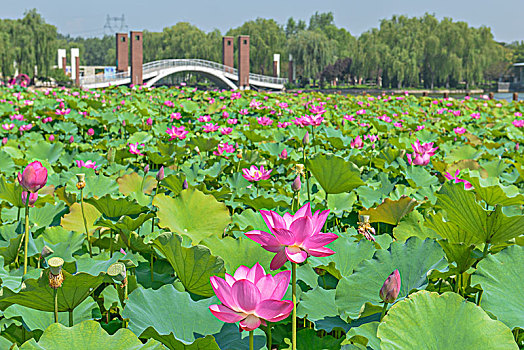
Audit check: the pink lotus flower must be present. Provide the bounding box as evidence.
[128,142,144,156]
[213,142,236,158]
[513,120,524,128]
[18,161,48,193]
[2,124,14,130]
[170,112,182,120]
[257,116,273,126]
[246,203,338,270]
[454,127,466,135]
[407,140,438,166]
[166,126,189,140]
[350,135,363,149]
[49,135,55,141]
[21,191,38,207]
[280,149,288,160]
[198,115,211,123]
[380,269,401,303]
[55,108,70,116]
[76,160,98,169]
[220,127,232,135]
[87,128,94,136]
[444,169,473,189]
[242,165,272,182]
[202,123,220,133]
[239,109,248,115]
[146,117,153,126]
[227,118,238,125]
[209,263,293,331]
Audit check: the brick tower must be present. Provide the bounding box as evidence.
[238,35,250,89]
[130,31,143,86]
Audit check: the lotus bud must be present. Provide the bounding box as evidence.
[156,166,165,181]
[69,136,74,143]
[18,161,48,193]
[2,137,7,145]
[41,245,54,258]
[76,173,86,190]
[379,269,401,303]
[280,149,288,160]
[302,131,310,145]
[183,179,189,190]
[516,143,520,151]
[48,257,64,289]
[49,134,55,141]
[146,117,153,126]
[144,164,150,174]
[291,175,301,192]
[21,191,38,207]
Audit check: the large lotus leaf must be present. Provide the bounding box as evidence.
[308,235,376,280]
[282,328,343,349]
[0,150,15,175]
[359,196,417,225]
[0,176,24,207]
[393,210,439,242]
[30,202,66,228]
[34,227,84,262]
[297,286,338,322]
[335,238,447,320]
[86,195,148,219]
[74,251,125,276]
[327,192,357,216]
[152,233,225,297]
[122,285,223,346]
[83,173,120,198]
[188,136,220,152]
[117,172,157,206]
[153,189,231,244]
[60,201,101,234]
[377,291,518,350]
[212,323,267,350]
[4,297,98,331]
[98,212,155,233]
[343,321,380,349]
[436,182,524,245]
[140,330,219,350]
[238,194,290,211]
[201,236,274,273]
[20,320,163,349]
[232,209,268,231]
[26,141,64,163]
[438,240,476,273]
[160,174,186,197]
[404,166,439,188]
[471,245,524,329]
[0,270,105,312]
[466,175,524,206]
[307,154,364,194]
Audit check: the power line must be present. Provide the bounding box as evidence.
[103,14,128,35]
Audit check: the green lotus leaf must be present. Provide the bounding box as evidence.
[232,209,268,231]
[335,238,447,320]
[393,210,439,242]
[60,201,101,235]
[122,285,223,347]
[360,196,417,225]
[308,234,376,280]
[159,174,186,197]
[471,245,524,329]
[20,320,164,349]
[34,227,85,262]
[238,194,290,211]
[438,240,476,273]
[98,212,154,234]
[377,291,518,350]
[0,176,24,207]
[117,172,157,206]
[26,141,64,163]
[435,182,524,245]
[307,154,364,194]
[201,236,274,274]
[0,150,15,175]
[0,270,105,313]
[153,189,231,244]
[188,136,220,152]
[86,195,148,219]
[297,286,338,322]
[282,328,343,349]
[152,233,225,297]
[343,321,380,349]
[466,174,524,206]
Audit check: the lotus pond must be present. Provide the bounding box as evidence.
[0,85,522,349]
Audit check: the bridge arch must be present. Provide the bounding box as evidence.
[144,65,238,90]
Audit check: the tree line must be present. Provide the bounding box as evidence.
[0,9,521,88]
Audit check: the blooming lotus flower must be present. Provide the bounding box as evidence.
[76,160,98,169]
[209,263,293,331]
[350,135,363,149]
[128,142,144,156]
[444,169,473,189]
[242,165,272,182]
[246,203,338,270]
[18,161,48,193]
[407,140,438,166]
[170,112,182,120]
[87,128,94,136]
[146,117,153,126]
[2,124,14,130]
[220,127,233,135]
[213,142,236,158]
[21,191,38,207]
[512,119,524,128]
[380,270,401,303]
[202,123,220,133]
[166,126,189,140]
[454,127,466,135]
[257,116,273,126]
[227,118,238,125]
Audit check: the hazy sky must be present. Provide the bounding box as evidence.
[4,0,523,43]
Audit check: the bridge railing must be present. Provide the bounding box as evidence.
[79,70,129,86]
[248,72,287,86]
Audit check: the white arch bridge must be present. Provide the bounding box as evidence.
[79,59,287,90]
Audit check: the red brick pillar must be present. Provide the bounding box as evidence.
[130,31,143,86]
[222,36,234,73]
[62,57,67,75]
[116,33,129,73]
[238,35,250,89]
[75,56,80,86]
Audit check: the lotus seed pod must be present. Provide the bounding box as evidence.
[359,215,370,223]
[41,245,54,258]
[48,257,64,276]
[107,262,127,282]
[156,166,165,181]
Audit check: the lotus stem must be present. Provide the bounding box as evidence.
[69,309,73,327]
[53,288,58,323]
[380,302,389,321]
[249,330,254,350]
[23,200,29,274]
[80,188,93,258]
[150,252,154,283]
[266,323,272,350]
[292,262,297,350]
